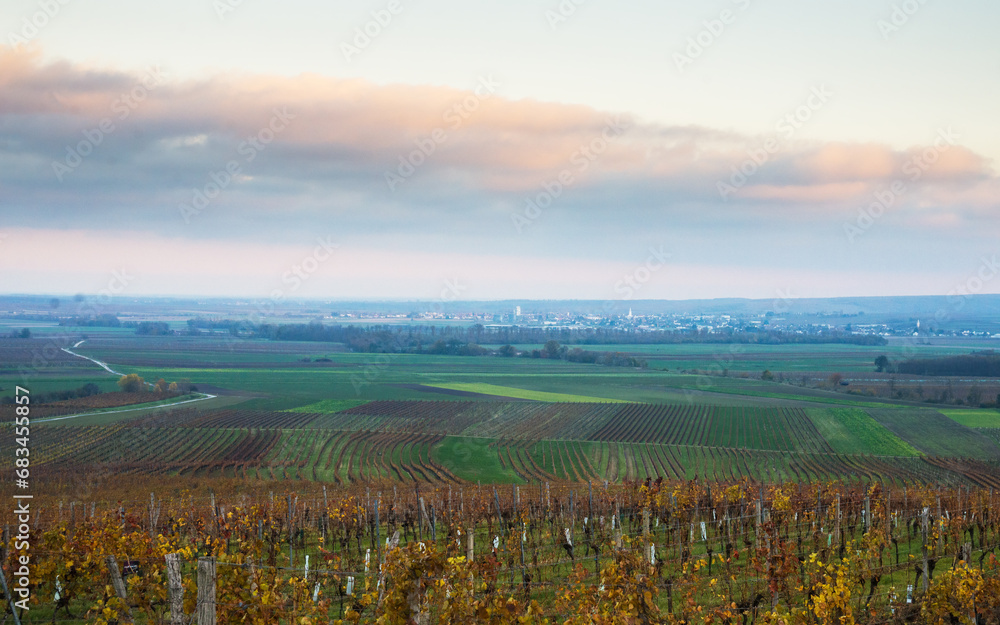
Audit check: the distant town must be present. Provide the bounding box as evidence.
[2,294,998,341]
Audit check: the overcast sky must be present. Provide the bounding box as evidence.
[1,0,998,302]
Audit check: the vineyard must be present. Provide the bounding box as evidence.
[13,425,459,485]
[8,400,1000,491]
[5,338,1000,622]
[587,405,831,452]
[11,422,997,490]
[488,439,976,487]
[5,478,1000,623]
[0,392,186,420]
[0,340,89,369]
[866,408,1000,460]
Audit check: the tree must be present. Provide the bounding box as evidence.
[967,385,983,407]
[543,340,561,360]
[118,373,145,392]
[154,378,169,393]
[874,355,890,372]
[761,370,774,381]
[497,345,518,358]
[135,321,170,336]
[168,382,179,392]
[427,339,449,355]
[18,328,30,339]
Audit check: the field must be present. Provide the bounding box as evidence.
[940,408,1000,428]
[289,399,368,413]
[486,341,1000,405]
[425,382,627,402]
[865,407,1000,459]
[9,398,999,491]
[485,341,978,372]
[5,325,1000,622]
[805,407,920,456]
[6,332,1000,491]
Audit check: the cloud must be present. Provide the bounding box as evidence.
[794,143,899,182]
[1,44,998,302]
[741,182,872,203]
[2,46,995,214]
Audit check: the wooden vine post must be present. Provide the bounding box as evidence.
[197,556,217,625]
[105,555,133,622]
[921,508,930,594]
[165,553,185,625]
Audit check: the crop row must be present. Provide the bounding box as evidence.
[0,391,175,420]
[493,440,974,487]
[19,425,458,485]
[866,407,1000,460]
[463,402,620,440]
[175,409,323,429]
[324,401,833,449]
[339,399,483,433]
[589,405,832,452]
[18,421,1000,488]
[0,340,85,367]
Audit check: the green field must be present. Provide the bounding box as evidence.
[56,339,965,412]
[432,436,514,483]
[3,332,999,488]
[288,399,368,413]
[426,382,627,403]
[805,408,920,456]
[940,408,1000,428]
[484,342,975,372]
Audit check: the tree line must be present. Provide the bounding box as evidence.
[184,320,647,368]
[879,351,1000,377]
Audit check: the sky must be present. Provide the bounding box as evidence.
[1,0,998,302]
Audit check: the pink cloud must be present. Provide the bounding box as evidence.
[0,45,996,216]
[794,143,898,181]
[741,182,872,203]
